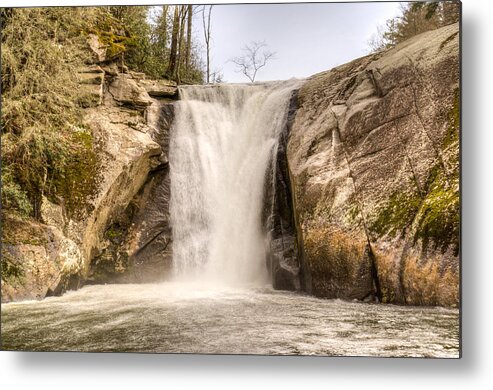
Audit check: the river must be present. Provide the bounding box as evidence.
[1,283,459,357]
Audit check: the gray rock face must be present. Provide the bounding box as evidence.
[288,24,460,306]
[89,101,175,283]
[1,66,163,302]
[1,214,82,302]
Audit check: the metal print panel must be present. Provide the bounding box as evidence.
[0,1,461,357]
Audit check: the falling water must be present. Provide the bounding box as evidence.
[169,81,300,286]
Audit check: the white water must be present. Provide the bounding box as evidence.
[1,283,460,357]
[169,81,300,287]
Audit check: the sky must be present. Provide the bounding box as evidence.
[193,2,403,83]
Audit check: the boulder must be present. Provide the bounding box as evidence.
[109,74,153,108]
[1,215,82,302]
[288,24,460,306]
[87,33,106,63]
[140,79,178,98]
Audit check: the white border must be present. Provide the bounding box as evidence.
[1,1,492,389]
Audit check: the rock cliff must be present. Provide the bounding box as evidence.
[288,23,460,306]
[1,54,177,302]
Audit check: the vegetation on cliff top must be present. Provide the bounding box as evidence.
[368,1,460,52]
[1,8,96,219]
[1,6,206,222]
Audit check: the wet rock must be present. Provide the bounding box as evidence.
[263,90,303,291]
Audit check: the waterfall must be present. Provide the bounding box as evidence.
[169,80,300,287]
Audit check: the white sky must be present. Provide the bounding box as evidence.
[197,2,403,82]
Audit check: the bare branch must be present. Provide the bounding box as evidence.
[229,41,276,82]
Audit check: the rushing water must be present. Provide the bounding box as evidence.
[1,283,459,357]
[169,81,300,286]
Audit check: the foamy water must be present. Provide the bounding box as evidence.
[1,283,459,357]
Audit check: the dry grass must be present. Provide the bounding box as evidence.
[402,254,459,307]
[304,226,367,297]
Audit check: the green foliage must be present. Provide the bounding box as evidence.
[1,168,33,217]
[368,2,460,52]
[1,6,204,221]
[1,257,24,282]
[94,6,204,84]
[1,8,100,218]
[51,129,102,220]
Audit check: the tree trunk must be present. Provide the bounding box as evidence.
[202,5,213,84]
[177,6,187,83]
[166,6,180,80]
[185,4,193,74]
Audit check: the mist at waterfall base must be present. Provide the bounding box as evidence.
[0,82,459,357]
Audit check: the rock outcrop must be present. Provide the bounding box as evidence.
[140,79,178,98]
[1,57,174,301]
[108,74,153,108]
[288,23,460,306]
[88,101,175,283]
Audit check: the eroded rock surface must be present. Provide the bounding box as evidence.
[2,62,166,302]
[288,24,460,306]
[89,101,174,283]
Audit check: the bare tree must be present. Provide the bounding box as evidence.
[230,41,276,82]
[202,5,213,84]
[166,5,180,80]
[177,5,188,83]
[185,4,193,74]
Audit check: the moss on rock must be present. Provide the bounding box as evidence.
[51,129,102,220]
